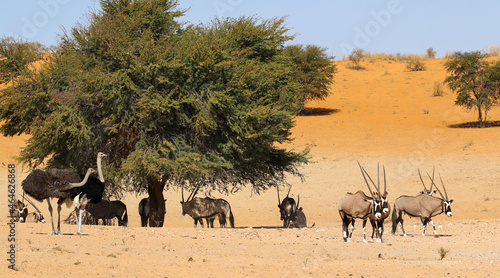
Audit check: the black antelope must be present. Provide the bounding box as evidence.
[277,185,296,228]
[288,195,308,228]
[392,171,453,236]
[180,186,235,228]
[338,163,383,242]
[85,199,128,226]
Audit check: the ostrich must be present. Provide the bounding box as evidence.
[21,152,107,235]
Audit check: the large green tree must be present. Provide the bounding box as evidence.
[444,51,500,128]
[0,0,313,226]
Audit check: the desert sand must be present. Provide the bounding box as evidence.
[1,58,499,277]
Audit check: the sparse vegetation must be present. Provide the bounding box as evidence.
[348,48,365,69]
[427,47,437,59]
[406,56,427,71]
[437,247,450,260]
[433,81,445,96]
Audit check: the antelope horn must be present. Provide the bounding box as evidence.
[377,163,380,193]
[366,168,382,197]
[362,165,381,196]
[429,167,435,192]
[296,195,300,211]
[182,186,184,202]
[277,185,281,205]
[439,173,449,200]
[357,162,374,197]
[427,173,445,200]
[186,184,200,202]
[286,184,292,198]
[383,165,387,194]
[418,169,429,192]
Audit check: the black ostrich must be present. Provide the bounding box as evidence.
[21,152,107,235]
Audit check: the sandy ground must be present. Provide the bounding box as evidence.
[2,59,500,277]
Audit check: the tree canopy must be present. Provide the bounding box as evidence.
[444,51,500,127]
[0,0,335,226]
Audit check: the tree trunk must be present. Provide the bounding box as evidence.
[147,178,166,227]
[478,106,485,128]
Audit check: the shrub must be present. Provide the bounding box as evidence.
[406,56,426,71]
[433,81,445,96]
[348,48,364,70]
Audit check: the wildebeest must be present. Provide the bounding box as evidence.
[180,186,235,228]
[85,199,128,226]
[10,200,28,223]
[138,197,150,227]
[277,185,296,228]
[338,163,383,242]
[392,171,453,236]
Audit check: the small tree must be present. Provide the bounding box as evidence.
[348,48,364,70]
[283,44,337,109]
[427,47,437,59]
[444,51,500,127]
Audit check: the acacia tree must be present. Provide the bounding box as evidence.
[0,0,313,226]
[283,44,337,110]
[444,51,500,128]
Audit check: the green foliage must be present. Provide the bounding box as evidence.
[0,36,45,84]
[348,48,364,70]
[283,44,337,106]
[0,0,311,201]
[444,51,500,127]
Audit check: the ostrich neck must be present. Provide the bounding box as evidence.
[97,156,105,183]
[66,169,93,188]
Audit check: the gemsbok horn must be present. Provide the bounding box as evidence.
[338,162,383,243]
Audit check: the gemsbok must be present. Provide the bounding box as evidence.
[418,168,437,196]
[287,195,309,228]
[338,163,383,242]
[359,164,391,243]
[392,171,453,236]
[9,200,28,223]
[180,186,235,228]
[277,185,296,228]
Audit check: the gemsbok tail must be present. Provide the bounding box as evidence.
[229,209,235,228]
[391,206,398,234]
[121,208,128,227]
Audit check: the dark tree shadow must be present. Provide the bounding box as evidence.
[449,121,500,128]
[300,107,340,116]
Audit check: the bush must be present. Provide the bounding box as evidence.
[406,56,426,71]
[348,48,364,70]
[433,81,445,96]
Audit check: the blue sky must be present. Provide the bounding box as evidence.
[1,0,499,58]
